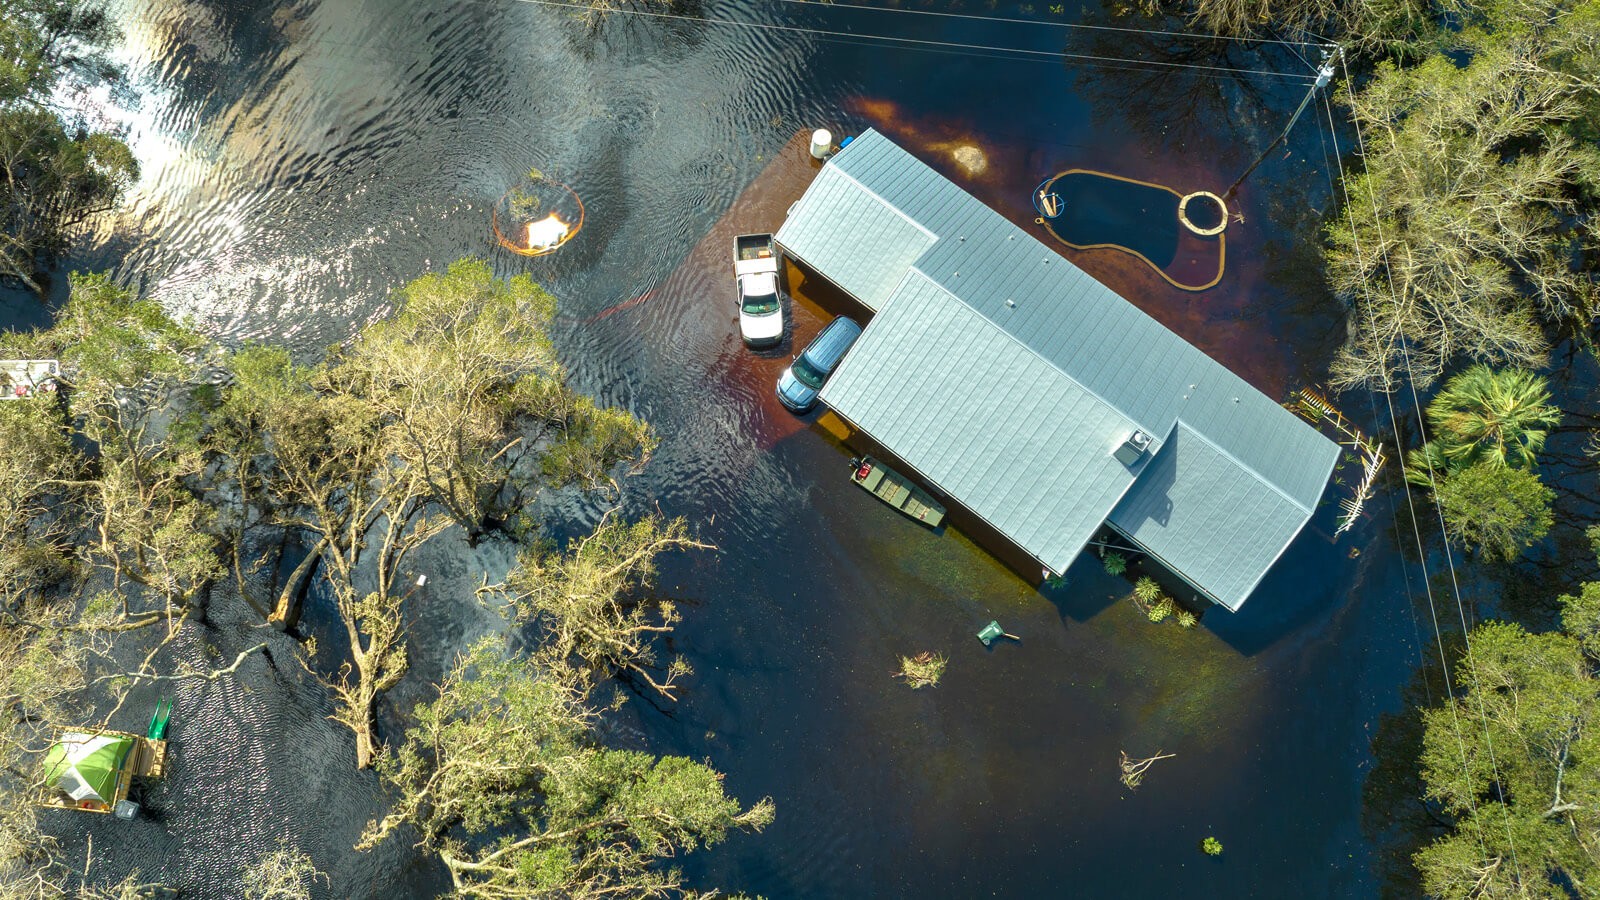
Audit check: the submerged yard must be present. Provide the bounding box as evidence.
[3,0,1489,895]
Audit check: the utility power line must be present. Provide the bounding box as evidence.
[1330,46,1531,893]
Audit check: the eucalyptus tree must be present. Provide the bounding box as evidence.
[207,258,656,768]
[487,512,707,699]
[45,274,220,622]
[0,397,78,613]
[360,638,773,900]
[337,258,651,543]
[0,273,222,628]
[1413,606,1600,898]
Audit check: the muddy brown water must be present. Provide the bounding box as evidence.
[4,1,1445,896]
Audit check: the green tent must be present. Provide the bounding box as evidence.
[42,732,135,803]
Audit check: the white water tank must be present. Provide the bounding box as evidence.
[809,129,833,160]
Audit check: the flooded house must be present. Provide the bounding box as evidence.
[773,130,1339,611]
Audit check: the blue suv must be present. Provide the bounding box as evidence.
[776,316,863,414]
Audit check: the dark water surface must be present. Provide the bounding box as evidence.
[16,1,1433,896]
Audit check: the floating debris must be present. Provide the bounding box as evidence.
[525,213,571,251]
[976,621,1019,647]
[1,359,59,400]
[1288,388,1386,537]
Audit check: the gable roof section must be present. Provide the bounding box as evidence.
[819,270,1145,571]
[796,129,1338,610]
[774,162,936,311]
[1106,423,1319,610]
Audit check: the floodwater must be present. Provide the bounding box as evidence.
[10,0,1446,896]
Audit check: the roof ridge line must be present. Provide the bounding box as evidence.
[827,164,937,241]
[904,264,1158,445]
[1173,418,1315,515]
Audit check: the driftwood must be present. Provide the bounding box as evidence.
[1119,750,1176,790]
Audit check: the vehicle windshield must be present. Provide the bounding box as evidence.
[741,292,779,315]
[791,355,827,390]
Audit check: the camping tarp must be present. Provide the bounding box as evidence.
[42,732,134,803]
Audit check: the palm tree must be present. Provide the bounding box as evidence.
[1419,365,1561,472]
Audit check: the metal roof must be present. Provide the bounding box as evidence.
[785,129,1338,611]
[820,270,1145,565]
[1106,423,1319,611]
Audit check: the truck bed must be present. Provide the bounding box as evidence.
[735,232,775,261]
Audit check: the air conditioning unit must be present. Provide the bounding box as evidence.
[1113,430,1152,466]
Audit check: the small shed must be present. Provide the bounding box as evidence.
[39,729,166,814]
[774,130,1339,611]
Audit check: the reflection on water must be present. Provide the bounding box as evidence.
[23,0,1433,896]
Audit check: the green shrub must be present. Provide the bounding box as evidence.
[1202,837,1223,856]
[1102,551,1127,576]
[1146,596,1174,624]
[1133,577,1162,605]
[1176,610,1198,629]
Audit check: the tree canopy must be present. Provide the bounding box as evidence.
[361,639,772,900]
[1326,38,1600,390]
[1413,598,1600,897]
[0,0,137,293]
[1404,366,1561,562]
[0,261,759,896]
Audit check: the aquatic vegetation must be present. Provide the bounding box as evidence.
[1202,837,1223,856]
[1133,577,1162,606]
[1132,577,1174,623]
[1102,551,1127,576]
[896,651,949,689]
[506,185,542,222]
[1146,596,1174,624]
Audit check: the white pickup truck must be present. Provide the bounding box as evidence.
[734,233,784,349]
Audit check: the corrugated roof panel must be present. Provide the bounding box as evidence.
[787,129,1339,608]
[821,273,1138,572]
[773,164,934,312]
[1107,423,1323,610]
